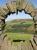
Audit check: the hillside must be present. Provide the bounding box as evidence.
[10,19,33,23]
[5,19,34,33]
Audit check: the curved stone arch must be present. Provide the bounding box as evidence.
[0,1,37,50]
[0,0,37,34]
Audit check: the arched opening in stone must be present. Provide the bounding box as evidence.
[0,0,36,35]
[0,1,37,50]
[5,11,34,34]
[0,0,37,41]
[2,11,34,40]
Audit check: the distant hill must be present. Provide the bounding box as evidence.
[10,19,33,23]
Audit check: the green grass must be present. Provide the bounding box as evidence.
[6,32,33,41]
[15,23,32,27]
[6,21,33,33]
[5,20,33,41]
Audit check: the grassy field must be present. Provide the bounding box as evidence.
[6,32,33,41]
[5,19,34,41]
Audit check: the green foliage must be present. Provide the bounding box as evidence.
[5,20,33,33]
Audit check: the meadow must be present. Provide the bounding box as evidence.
[5,19,34,41]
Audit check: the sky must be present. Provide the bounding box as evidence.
[0,0,37,21]
[5,11,32,21]
[0,0,37,7]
